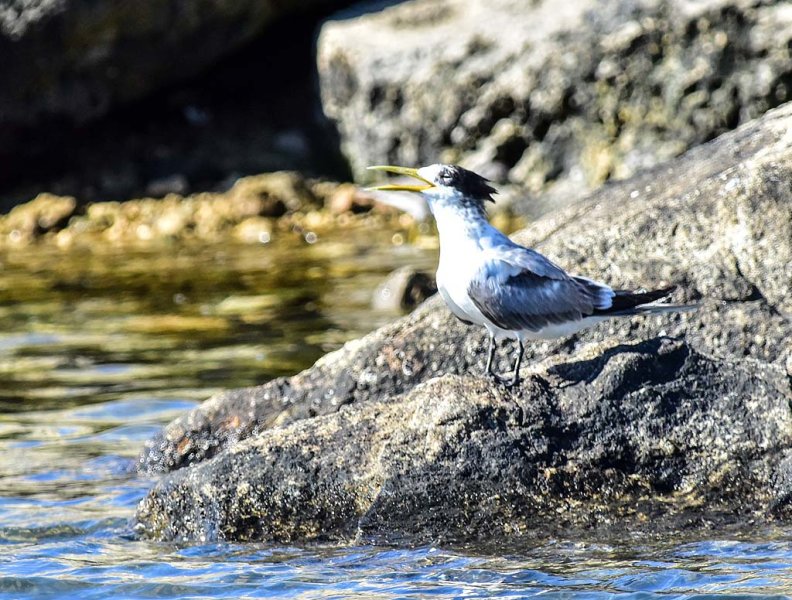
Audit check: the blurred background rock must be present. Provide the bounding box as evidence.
[3,0,791,218]
[320,0,792,216]
[0,0,362,209]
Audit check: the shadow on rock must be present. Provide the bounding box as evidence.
[545,337,689,389]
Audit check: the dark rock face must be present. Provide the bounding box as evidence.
[318,0,792,210]
[0,0,355,206]
[0,0,337,130]
[135,103,792,542]
[136,338,792,543]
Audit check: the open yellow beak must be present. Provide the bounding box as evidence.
[366,165,434,192]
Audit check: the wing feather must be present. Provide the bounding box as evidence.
[493,244,568,280]
[468,247,614,332]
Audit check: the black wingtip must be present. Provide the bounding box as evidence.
[597,285,678,315]
[641,285,676,301]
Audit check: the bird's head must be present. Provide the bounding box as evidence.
[367,164,497,212]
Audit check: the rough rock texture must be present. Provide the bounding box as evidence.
[318,0,792,210]
[136,338,792,543]
[0,0,344,131]
[135,103,792,542]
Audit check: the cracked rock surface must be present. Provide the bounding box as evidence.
[135,103,792,543]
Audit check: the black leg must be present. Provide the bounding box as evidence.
[484,335,518,387]
[485,334,497,376]
[485,335,511,385]
[507,340,525,387]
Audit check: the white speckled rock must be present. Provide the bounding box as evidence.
[318,0,792,213]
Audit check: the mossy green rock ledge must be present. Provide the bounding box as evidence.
[135,104,792,543]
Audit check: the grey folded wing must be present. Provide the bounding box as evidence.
[494,245,569,279]
[468,252,613,332]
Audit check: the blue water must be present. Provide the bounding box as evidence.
[1,239,792,598]
[3,371,792,598]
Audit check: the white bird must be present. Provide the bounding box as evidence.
[368,163,696,387]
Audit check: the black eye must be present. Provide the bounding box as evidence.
[437,169,455,185]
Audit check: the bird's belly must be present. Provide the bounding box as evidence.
[437,270,514,336]
[438,280,485,325]
[437,266,487,324]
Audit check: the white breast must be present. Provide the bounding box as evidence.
[434,217,505,333]
[437,264,486,326]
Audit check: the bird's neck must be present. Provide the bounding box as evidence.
[430,201,492,253]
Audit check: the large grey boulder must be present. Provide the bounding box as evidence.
[136,338,792,543]
[135,103,792,542]
[0,0,341,131]
[318,0,792,210]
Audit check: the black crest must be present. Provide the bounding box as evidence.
[436,165,497,202]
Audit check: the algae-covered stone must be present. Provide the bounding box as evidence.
[227,172,320,218]
[0,172,327,247]
[0,193,77,243]
[318,0,792,210]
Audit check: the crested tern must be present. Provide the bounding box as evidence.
[369,163,696,387]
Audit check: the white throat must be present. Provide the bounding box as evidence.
[424,189,489,240]
[423,189,500,281]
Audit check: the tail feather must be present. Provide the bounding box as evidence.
[627,302,700,316]
[593,285,698,317]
